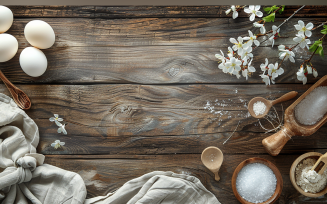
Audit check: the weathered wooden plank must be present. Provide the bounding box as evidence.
[0,84,326,155]
[2,17,326,84]
[45,153,327,203]
[6,6,327,18]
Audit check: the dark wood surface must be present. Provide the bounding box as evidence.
[1,5,327,204]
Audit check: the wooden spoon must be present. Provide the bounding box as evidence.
[201,146,223,181]
[262,75,327,156]
[311,152,327,175]
[0,70,31,109]
[248,91,298,118]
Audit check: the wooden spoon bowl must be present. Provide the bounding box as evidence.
[232,157,283,204]
[201,146,223,181]
[290,152,327,197]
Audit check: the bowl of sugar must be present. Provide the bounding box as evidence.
[232,157,283,204]
[290,152,327,197]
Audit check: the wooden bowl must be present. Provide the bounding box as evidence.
[232,157,283,204]
[290,152,327,197]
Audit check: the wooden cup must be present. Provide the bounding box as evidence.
[290,152,327,197]
[232,157,283,204]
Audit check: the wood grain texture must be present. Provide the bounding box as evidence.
[0,84,326,156]
[44,153,327,203]
[6,6,327,18]
[1,17,327,84]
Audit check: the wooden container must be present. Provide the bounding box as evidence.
[232,157,283,204]
[262,75,327,156]
[290,152,327,197]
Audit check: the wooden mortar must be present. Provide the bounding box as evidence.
[262,75,327,156]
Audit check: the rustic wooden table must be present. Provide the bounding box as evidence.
[1,5,327,203]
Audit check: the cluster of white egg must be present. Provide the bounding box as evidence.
[0,5,55,77]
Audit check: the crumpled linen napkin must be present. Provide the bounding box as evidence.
[85,171,221,204]
[0,93,87,204]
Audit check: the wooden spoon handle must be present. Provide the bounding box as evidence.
[262,127,295,156]
[0,70,16,89]
[214,171,220,181]
[271,91,298,105]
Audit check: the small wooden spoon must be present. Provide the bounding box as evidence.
[248,91,298,118]
[0,70,31,109]
[201,146,223,181]
[311,152,327,175]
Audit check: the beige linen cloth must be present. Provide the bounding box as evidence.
[85,171,221,204]
[0,93,220,204]
[0,93,87,204]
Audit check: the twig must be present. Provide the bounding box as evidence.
[223,121,240,145]
[312,21,327,31]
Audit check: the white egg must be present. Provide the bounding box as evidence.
[0,33,18,62]
[24,20,55,49]
[0,6,13,33]
[19,47,47,77]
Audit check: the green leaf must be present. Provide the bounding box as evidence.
[321,26,327,34]
[279,5,285,14]
[317,47,324,57]
[262,13,275,22]
[309,40,323,55]
[263,7,272,14]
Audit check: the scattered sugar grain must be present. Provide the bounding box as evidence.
[253,101,266,116]
[295,86,327,125]
[236,163,277,203]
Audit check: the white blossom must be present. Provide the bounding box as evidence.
[57,123,67,135]
[240,46,253,61]
[243,30,260,47]
[269,25,280,47]
[297,65,307,84]
[230,36,248,55]
[227,46,234,58]
[49,114,63,126]
[225,57,242,74]
[227,5,238,19]
[307,65,312,74]
[294,20,313,37]
[253,22,266,34]
[268,62,284,84]
[260,74,271,85]
[260,58,269,73]
[293,33,311,49]
[313,68,318,78]
[51,140,65,149]
[215,50,225,62]
[279,49,295,63]
[244,5,263,21]
[247,59,256,73]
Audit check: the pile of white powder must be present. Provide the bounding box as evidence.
[253,101,266,116]
[295,86,327,125]
[295,158,327,193]
[236,163,277,203]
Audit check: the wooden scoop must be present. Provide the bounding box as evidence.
[263,75,327,156]
[248,91,298,118]
[201,146,223,181]
[0,70,31,109]
[311,152,327,175]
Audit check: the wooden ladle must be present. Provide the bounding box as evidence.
[201,146,223,181]
[0,70,31,109]
[263,75,327,156]
[248,91,298,118]
[311,152,327,175]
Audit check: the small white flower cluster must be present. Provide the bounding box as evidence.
[293,20,312,49]
[226,5,263,21]
[49,114,67,135]
[51,140,65,149]
[215,30,259,80]
[259,58,284,85]
[297,65,318,85]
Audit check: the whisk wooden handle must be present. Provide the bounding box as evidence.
[262,127,295,156]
